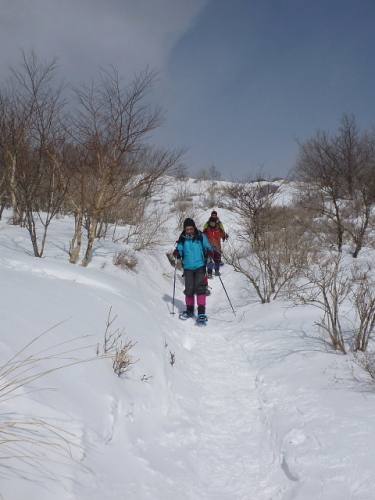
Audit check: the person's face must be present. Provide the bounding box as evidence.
[209,221,216,227]
[185,226,195,235]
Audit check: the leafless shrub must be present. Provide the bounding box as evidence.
[292,251,351,353]
[224,210,312,303]
[222,176,280,237]
[112,340,138,377]
[113,248,138,271]
[223,177,313,303]
[170,197,201,231]
[99,308,138,377]
[100,307,123,354]
[170,200,193,214]
[201,184,223,209]
[342,196,375,258]
[292,188,342,250]
[171,182,195,203]
[257,182,279,196]
[352,350,375,383]
[121,207,171,251]
[350,263,375,352]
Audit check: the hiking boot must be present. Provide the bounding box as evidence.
[197,305,206,316]
[182,305,194,317]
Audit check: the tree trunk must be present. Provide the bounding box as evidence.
[9,156,21,225]
[81,216,98,267]
[69,212,83,264]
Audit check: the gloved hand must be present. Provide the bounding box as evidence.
[173,249,181,260]
[207,250,214,260]
[224,233,229,240]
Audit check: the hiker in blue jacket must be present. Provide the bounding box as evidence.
[173,218,213,319]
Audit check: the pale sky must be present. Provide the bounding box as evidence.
[1,0,374,180]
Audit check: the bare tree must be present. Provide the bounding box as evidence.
[196,163,221,181]
[294,130,346,252]
[293,114,375,256]
[0,51,68,256]
[172,162,189,181]
[65,67,184,266]
[0,60,35,225]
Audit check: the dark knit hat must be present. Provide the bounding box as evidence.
[209,217,217,223]
[183,217,196,228]
[211,210,218,217]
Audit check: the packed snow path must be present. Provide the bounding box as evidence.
[176,318,288,499]
[165,271,291,500]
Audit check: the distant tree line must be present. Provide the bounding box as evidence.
[0,51,184,265]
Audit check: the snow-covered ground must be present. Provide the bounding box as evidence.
[1,180,375,500]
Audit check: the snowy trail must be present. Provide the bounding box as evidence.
[172,273,291,500]
[184,326,287,499]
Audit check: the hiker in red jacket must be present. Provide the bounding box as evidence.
[203,215,228,277]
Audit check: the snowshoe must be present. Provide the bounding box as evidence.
[196,314,208,324]
[179,307,194,320]
[214,270,221,276]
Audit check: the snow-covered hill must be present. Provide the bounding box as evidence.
[1,179,375,500]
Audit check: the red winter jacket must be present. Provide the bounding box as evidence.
[203,225,226,251]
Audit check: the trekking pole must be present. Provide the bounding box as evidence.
[218,274,236,316]
[171,258,177,315]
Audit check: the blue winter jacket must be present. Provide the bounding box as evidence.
[177,232,213,271]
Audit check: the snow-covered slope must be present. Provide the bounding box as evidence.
[1,180,375,500]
